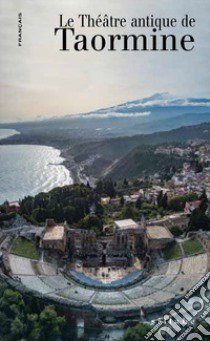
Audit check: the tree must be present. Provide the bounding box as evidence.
[157,190,163,208]
[39,306,65,340]
[170,225,183,237]
[21,196,34,215]
[86,181,91,189]
[132,179,140,187]
[26,313,41,341]
[199,189,208,202]
[200,199,208,214]
[195,160,203,173]
[199,190,209,213]
[104,180,116,198]
[123,323,151,341]
[0,286,66,341]
[169,196,186,211]
[63,205,77,224]
[95,201,104,217]
[162,193,168,209]
[1,288,25,318]
[20,183,94,224]
[185,192,198,202]
[121,204,137,220]
[80,214,103,231]
[123,178,129,187]
[0,311,9,335]
[136,196,142,209]
[91,226,101,237]
[32,208,47,223]
[95,180,104,194]
[120,196,125,207]
[11,316,25,339]
[188,208,210,231]
[53,203,64,222]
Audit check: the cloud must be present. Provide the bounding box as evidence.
[80,111,151,118]
[114,93,210,109]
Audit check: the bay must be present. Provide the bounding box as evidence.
[0,129,73,203]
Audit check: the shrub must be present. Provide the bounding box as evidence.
[170,225,183,237]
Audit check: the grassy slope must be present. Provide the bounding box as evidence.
[182,239,204,256]
[11,237,39,260]
[163,242,182,261]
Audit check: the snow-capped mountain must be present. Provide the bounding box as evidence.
[2,93,209,140]
[78,93,210,119]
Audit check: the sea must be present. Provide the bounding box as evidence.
[0,129,73,203]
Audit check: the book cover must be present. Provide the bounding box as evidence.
[0,1,210,340]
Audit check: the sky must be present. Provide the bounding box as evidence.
[0,0,210,122]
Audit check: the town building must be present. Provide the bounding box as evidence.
[5,201,20,214]
[41,219,67,253]
[146,225,173,250]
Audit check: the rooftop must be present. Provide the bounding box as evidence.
[146,225,173,240]
[8,201,20,208]
[115,219,139,230]
[43,225,65,241]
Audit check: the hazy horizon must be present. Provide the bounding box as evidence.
[0,91,210,125]
[0,0,210,123]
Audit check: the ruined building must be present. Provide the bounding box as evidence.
[41,218,173,267]
[68,219,146,267]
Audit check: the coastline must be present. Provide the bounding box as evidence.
[0,129,95,187]
[0,129,77,202]
[61,148,96,186]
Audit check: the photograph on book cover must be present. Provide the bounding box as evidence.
[0,1,210,340]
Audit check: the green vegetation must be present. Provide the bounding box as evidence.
[188,192,210,231]
[106,144,184,180]
[182,239,204,256]
[0,284,65,341]
[19,178,209,239]
[96,179,116,197]
[163,242,182,261]
[188,210,210,231]
[11,237,39,260]
[111,201,170,221]
[80,214,103,236]
[168,192,198,211]
[122,321,209,341]
[121,204,138,220]
[122,321,210,341]
[122,323,151,341]
[20,181,171,229]
[20,183,100,225]
[169,225,183,237]
[0,212,16,222]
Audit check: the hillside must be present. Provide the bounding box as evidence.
[71,122,210,180]
[105,145,185,180]
[72,122,210,162]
